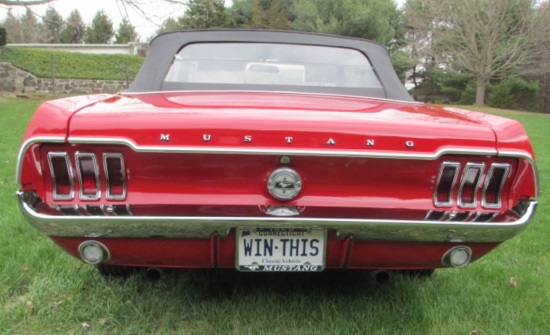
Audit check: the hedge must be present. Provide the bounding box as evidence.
[0,27,6,47]
[0,47,143,80]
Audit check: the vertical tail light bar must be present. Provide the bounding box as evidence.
[434,162,460,207]
[76,153,101,200]
[458,163,485,208]
[103,153,127,200]
[47,152,75,200]
[482,163,511,209]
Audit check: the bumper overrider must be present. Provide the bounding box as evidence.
[17,191,537,243]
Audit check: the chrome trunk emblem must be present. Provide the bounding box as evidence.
[267,167,302,201]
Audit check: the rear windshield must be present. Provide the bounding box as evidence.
[163,43,383,92]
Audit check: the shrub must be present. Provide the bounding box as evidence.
[0,47,143,80]
[0,27,6,47]
[488,77,539,111]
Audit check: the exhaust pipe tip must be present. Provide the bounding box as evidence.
[144,267,164,281]
[370,270,391,285]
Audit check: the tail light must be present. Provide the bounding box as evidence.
[76,153,100,200]
[434,161,511,210]
[47,150,127,202]
[457,163,484,208]
[434,162,460,206]
[47,152,74,200]
[103,153,127,200]
[482,163,511,209]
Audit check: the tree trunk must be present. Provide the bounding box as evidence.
[475,77,486,106]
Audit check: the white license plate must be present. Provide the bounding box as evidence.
[237,228,326,272]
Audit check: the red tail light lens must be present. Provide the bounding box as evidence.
[47,152,74,200]
[482,163,511,209]
[434,162,460,207]
[103,153,126,200]
[76,153,100,200]
[458,163,484,208]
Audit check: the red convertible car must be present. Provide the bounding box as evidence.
[17,30,538,280]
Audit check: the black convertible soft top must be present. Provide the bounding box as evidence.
[129,29,413,102]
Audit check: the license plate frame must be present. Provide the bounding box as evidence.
[236,227,326,272]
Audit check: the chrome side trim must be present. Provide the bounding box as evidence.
[457,162,485,208]
[15,136,65,184]
[122,90,423,105]
[69,136,498,160]
[16,137,538,201]
[47,152,75,201]
[433,161,460,207]
[482,163,511,209]
[17,192,537,243]
[75,152,101,201]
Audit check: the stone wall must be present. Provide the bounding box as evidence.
[0,62,129,95]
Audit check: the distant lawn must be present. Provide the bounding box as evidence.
[0,98,548,334]
[0,47,143,80]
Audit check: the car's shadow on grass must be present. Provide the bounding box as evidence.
[124,267,433,300]
[87,266,440,332]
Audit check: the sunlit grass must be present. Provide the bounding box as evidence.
[1,98,548,334]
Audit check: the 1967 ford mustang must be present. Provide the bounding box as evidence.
[17,30,538,279]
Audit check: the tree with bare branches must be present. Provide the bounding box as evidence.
[405,0,548,106]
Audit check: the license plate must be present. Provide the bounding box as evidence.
[237,228,325,272]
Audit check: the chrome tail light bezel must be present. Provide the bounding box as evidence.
[433,161,460,207]
[457,162,485,208]
[482,163,511,209]
[47,152,75,201]
[75,152,101,201]
[103,152,127,201]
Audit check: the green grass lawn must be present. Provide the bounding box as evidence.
[0,99,548,334]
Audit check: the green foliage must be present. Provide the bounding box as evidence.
[59,10,86,44]
[0,27,6,46]
[157,0,231,34]
[390,50,416,83]
[156,17,183,35]
[409,69,477,105]
[488,77,539,111]
[85,10,114,44]
[291,0,400,46]
[439,72,477,105]
[42,6,64,44]
[20,8,45,43]
[179,0,230,29]
[245,0,289,29]
[230,0,295,28]
[0,47,143,81]
[115,18,139,44]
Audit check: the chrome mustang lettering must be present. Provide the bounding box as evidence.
[160,134,170,141]
[191,133,392,148]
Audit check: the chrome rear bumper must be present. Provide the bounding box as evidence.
[17,191,537,243]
